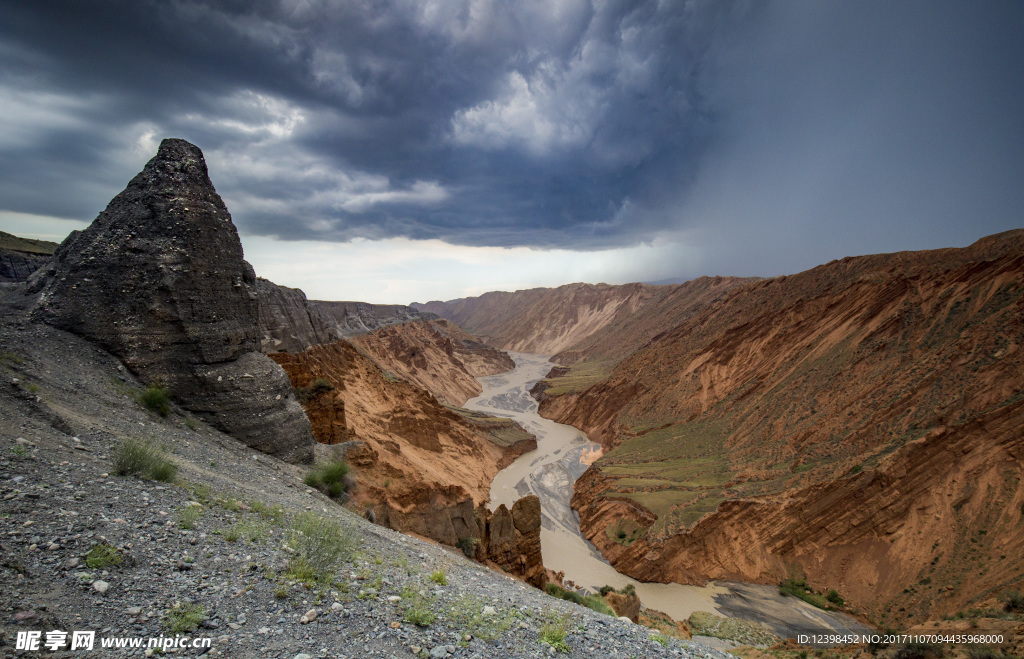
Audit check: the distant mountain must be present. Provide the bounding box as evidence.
[414,277,753,360]
[0,230,58,283]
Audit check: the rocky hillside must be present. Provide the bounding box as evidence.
[26,139,315,463]
[350,319,515,406]
[255,278,341,353]
[311,300,438,337]
[0,230,57,284]
[540,230,1024,626]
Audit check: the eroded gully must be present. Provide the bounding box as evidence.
[465,352,874,641]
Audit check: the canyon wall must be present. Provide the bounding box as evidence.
[311,300,437,337]
[544,230,1024,624]
[268,340,535,548]
[350,318,514,406]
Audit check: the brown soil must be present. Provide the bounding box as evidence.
[350,318,514,406]
[268,339,535,546]
[539,230,1024,626]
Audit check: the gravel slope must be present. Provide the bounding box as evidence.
[0,291,734,659]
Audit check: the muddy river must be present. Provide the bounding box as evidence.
[465,352,873,641]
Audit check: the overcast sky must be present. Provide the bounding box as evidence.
[2,1,1022,303]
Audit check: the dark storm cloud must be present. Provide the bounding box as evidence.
[1,1,1023,264]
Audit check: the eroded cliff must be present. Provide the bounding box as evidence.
[350,319,515,406]
[546,230,1024,625]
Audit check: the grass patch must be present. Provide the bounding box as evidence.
[779,577,843,611]
[163,602,206,633]
[175,504,204,530]
[85,543,123,569]
[284,512,358,584]
[137,385,171,417]
[250,500,285,524]
[545,583,615,616]
[445,593,524,642]
[112,438,177,482]
[224,518,268,543]
[539,613,572,653]
[605,517,647,546]
[402,586,437,627]
[536,360,613,397]
[303,459,351,499]
[429,569,447,585]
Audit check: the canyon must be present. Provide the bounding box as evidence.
[426,230,1024,627]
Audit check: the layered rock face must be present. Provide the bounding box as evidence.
[544,230,1024,624]
[310,300,437,337]
[30,138,314,462]
[0,230,57,283]
[256,278,341,353]
[350,319,515,406]
[268,340,535,545]
[479,496,545,588]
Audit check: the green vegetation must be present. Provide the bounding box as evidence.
[779,576,844,611]
[651,633,669,647]
[401,587,437,627]
[284,512,358,584]
[606,518,646,546]
[137,385,171,416]
[163,602,206,633]
[85,543,123,569]
[538,613,572,653]
[175,504,204,530]
[456,536,480,558]
[687,610,779,647]
[112,438,178,482]
[225,518,268,543]
[429,569,447,585]
[535,360,613,396]
[303,459,351,499]
[249,500,285,524]
[445,593,524,642]
[545,583,615,616]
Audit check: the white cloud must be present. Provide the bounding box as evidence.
[241,233,700,304]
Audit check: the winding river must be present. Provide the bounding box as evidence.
[465,352,873,641]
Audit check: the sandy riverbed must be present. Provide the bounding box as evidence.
[467,352,874,640]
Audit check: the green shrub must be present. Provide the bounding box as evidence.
[652,633,669,647]
[779,577,835,610]
[163,602,206,633]
[539,614,571,653]
[285,512,358,584]
[137,385,171,416]
[545,583,614,616]
[85,543,122,569]
[112,438,177,482]
[303,459,351,499]
[457,536,480,558]
[176,504,204,530]
[1004,590,1024,613]
[404,598,437,627]
[826,589,845,606]
[429,569,447,585]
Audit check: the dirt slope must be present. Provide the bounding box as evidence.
[541,229,1024,625]
[268,340,534,546]
[350,318,515,406]
[415,278,752,360]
